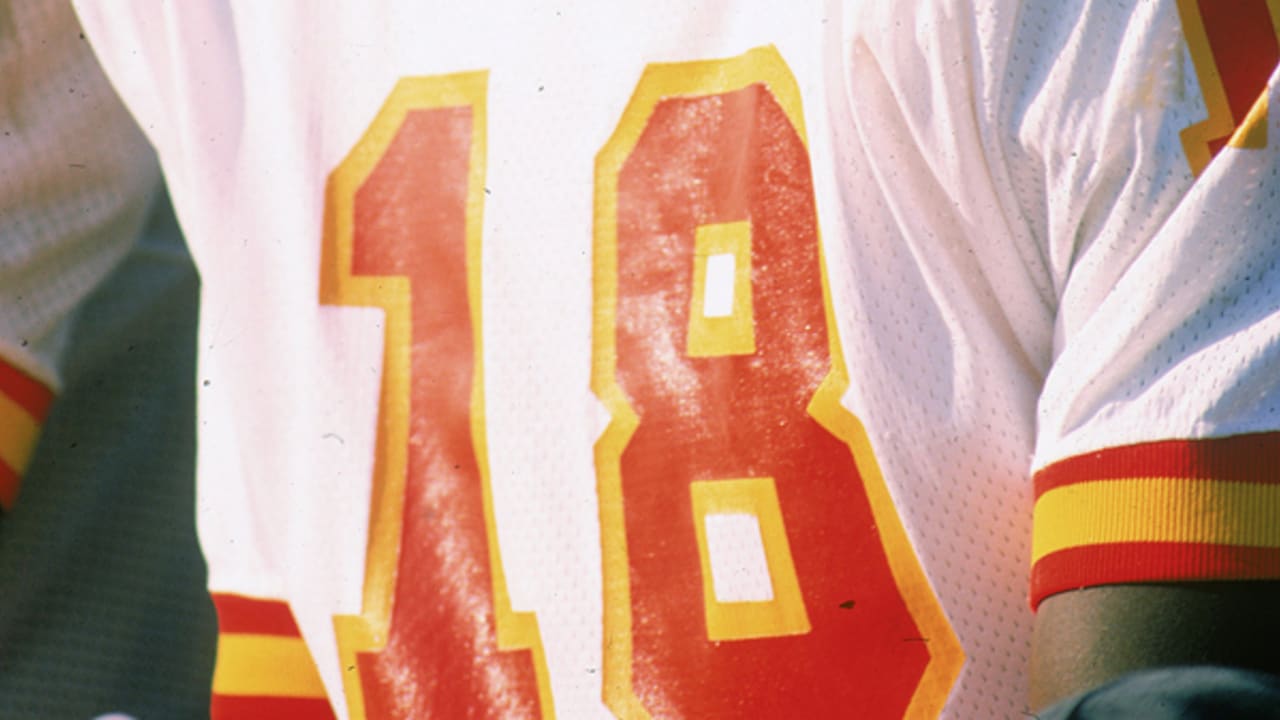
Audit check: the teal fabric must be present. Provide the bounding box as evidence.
[0,188,215,718]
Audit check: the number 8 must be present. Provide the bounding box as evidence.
[593,46,960,718]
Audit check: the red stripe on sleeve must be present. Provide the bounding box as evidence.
[211,694,337,720]
[0,359,54,420]
[212,593,303,636]
[1035,432,1280,496]
[1031,542,1280,608]
[0,459,18,511]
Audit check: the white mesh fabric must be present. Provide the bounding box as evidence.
[68,0,1280,718]
[0,0,157,387]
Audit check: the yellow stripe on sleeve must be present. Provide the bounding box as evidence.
[212,633,329,699]
[1032,478,1280,564]
[0,391,41,473]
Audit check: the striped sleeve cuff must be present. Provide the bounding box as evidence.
[211,593,337,719]
[1031,433,1280,609]
[0,358,55,510]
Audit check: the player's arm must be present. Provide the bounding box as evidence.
[1031,582,1280,710]
[1020,0,1280,694]
[1026,105,1280,710]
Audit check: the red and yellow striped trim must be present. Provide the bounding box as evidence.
[1031,434,1280,608]
[0,358,55,511]
[211,593,336,720]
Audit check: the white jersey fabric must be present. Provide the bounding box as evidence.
[16,0,1275,717]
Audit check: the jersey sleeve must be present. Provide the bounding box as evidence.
[1031,63,1280,606]
[837,0,1280,609]
[1025,0,1280,606]
[0,0,159,509]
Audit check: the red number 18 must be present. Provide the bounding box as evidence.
[206,45,962,720]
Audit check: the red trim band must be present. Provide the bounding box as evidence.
[1035,432,1280,496]
[0,359,53,420]
[211,694,337,720]
[1032,541,1280,608]
[212,593,303,637]
[0,459,18,511]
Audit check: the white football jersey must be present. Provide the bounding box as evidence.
[7,0,1280,718]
